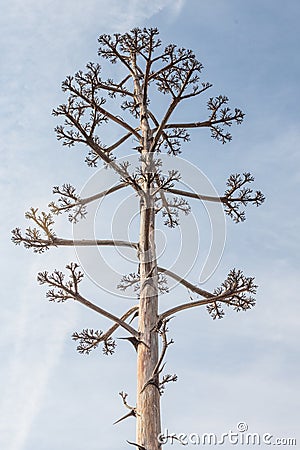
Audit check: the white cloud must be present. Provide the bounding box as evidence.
[0,259,78,450]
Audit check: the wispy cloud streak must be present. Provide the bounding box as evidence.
[0,261,77,450]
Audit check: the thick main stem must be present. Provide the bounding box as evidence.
[132,50,161,450]
[136,192,161,449]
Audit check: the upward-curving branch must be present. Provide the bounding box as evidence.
[37,263,139,339]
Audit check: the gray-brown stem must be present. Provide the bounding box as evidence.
[132,50,161,450]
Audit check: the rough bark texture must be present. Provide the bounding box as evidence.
[131,45,161,450]
[136,192,161,449]
[132,48,161,449]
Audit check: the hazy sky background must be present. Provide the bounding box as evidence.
[1,1,299,449]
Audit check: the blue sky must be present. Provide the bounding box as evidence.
[1,1,299,449]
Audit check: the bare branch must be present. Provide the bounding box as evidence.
[101,306,139,342]
[74,295,139,338]
[72,329,116,356]
[180,82,212,100]
[126,441,147,450]
[165,187,223,203]
[118,336,140,351]
[54,103,138,183]
[162,95,244,144]
[149,54,189,82]
[57,64,141,141]
[159,373,178,394]
[152,170,181,195]
[223,172,265,223]
[154,174,179,228]
[114,391,137,425]
[84,129,139,167]
[119,391,136,411]
[72,306,139,357]
[149,44,201,86]
[164,117,238,130]
[78,183,129,204]
[141,319,176,395]
[148,110,180,155]
[150,63,198,152]
[12,224,138,253]
[117,272,169,296]
[95,81,133,98]
[57,238,137,249]
[98,33,135,73]
[153,319,173,377]
[155,186,191,228]
[117,273,140,293]
[159,298,215,322]
[49,183,86,222]
[106,131,136,153]
[11,208,56,253]
[158,266,212,298]
[158,268,257,322]
[37,263,139,338]
[49,182,127,222]
[164,171,265,223]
